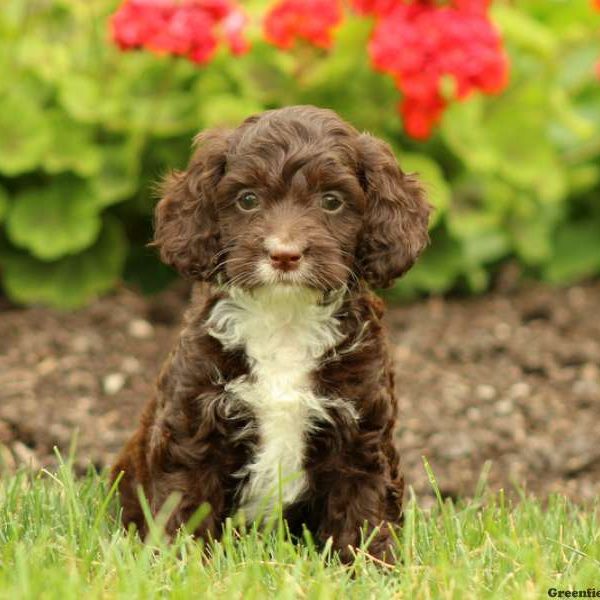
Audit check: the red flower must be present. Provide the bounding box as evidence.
[149,6,216,59]
[369,1,509,139]
[110,0,249,65]
[196,0,236,20]
[221,7,250,55]
[352,0,490,17]
[111,1,170,51]
[263,0,344,49]
[351,0,399,17]
[453,0,491,15]
[400,96,446,139]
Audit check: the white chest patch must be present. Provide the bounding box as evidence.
[206,285,346,519]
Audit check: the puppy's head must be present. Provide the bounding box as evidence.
[154,105,431,290]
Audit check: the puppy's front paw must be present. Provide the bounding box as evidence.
[364,525,398,564]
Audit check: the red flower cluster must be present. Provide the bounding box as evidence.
[354,0,492,18]
[110,0,512,140]
[352,0,399,16]
[263,0,344,49]
[111,0,249,65]
[364,0,509,139]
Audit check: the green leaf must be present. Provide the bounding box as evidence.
[482,89,568,200]
[492,5,557,60]
[43,111,102,177]
[441,98,499,174]
[394,231,465,296]
[462,230,511,266]
[567,164,600,196]
[89,141,141,207]
[58,74,107,124]
[442,86,568,204]
[199,93,264,128]
[17,31,72,85]
[59,56,199,135]
[6,179,102,261]
[446,177,513,266]
[0,185,8,223]
[463,265,490,293]
[0,90,51,175]
[1,218,127,309]
[543,220,600,284]
[511,0,600,37]
[510,212,556,266]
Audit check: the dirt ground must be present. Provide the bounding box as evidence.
[1,280,599,506]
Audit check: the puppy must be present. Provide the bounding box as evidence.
[112,105,430,562]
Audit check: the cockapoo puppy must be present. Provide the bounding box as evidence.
[112,105,430,562]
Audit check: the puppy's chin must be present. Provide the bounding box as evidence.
[256,261,312,288]
[221,261,348,294]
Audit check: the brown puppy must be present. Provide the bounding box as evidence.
[112,105,430,562]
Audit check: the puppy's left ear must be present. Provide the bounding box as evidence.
[356,134,431,288]
[152,129,231,281]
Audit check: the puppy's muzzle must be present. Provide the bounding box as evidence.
[265,238,305,272]
[269,248,302,272]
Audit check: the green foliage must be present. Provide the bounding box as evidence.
[0,186,8,223]
[2,218,126,309]
[0,458,598,597]
[7,178,102,260]
[0,0,599,307]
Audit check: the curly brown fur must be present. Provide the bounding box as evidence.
[112,105,430,562]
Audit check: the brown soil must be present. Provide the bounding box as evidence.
[1,281,599,505]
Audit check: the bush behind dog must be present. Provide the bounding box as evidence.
[1,0,599,308]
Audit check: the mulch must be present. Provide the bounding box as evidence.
[1,280,599,505]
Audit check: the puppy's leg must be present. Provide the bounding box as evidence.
[111,399,157,538]
[111,436,148,537]
[111,395,233,542]
[146,467,226,540]
[316,482,401,563]
[309,431,404,564]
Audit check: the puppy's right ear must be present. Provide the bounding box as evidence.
[152,129,231,280]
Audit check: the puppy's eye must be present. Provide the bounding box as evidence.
[321,192,344,213]
[236,192,259,212]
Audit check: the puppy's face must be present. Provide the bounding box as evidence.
[215,143,365,290]
[154,106,431,291]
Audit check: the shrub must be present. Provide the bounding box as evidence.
[0,0,599,308]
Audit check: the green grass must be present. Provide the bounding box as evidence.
[0,455,598,600]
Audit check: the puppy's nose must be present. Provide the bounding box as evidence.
[269,248,303,271]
